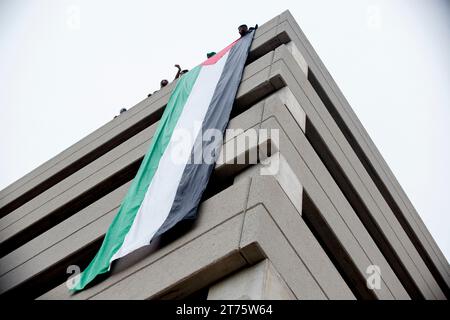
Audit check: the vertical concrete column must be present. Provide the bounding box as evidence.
[286,42,308,77]
[234,153,303,215]
[207,259,295,300]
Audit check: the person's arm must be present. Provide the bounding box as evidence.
[174,64,182,79]
[248,24,258,32]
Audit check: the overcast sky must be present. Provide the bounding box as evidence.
[0,0,449,261]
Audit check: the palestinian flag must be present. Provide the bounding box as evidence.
[72,30,254,291]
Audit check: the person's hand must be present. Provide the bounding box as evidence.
[175,64,181,70]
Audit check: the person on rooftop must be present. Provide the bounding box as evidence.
[238,24,258,37]
[114,108,127,119]
[160,79,169,88]
[174,65,189,79]
[238,24,248,37]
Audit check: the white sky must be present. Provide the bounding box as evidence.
[0,0,449,261]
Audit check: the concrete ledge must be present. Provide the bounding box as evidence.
[207,259,296,300]
[236,43,444,299]
[279,10,450,288]
[0,182,130,278]
[251,10,449,291]
[9,179,251,298]
[259,107,407,299]
[245,174,355,300]
[39,178,350,300]
[0,125,156,242]
[91,214,247,300]
[239,204,325,300]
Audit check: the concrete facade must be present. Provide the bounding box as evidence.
[0,11,448,300]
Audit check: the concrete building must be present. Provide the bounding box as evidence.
[0,11,448,300]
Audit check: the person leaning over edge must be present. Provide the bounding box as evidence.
[238,24,258,37]
[174,64,189,79]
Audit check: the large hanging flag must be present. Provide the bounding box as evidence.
[72,30,254,291]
